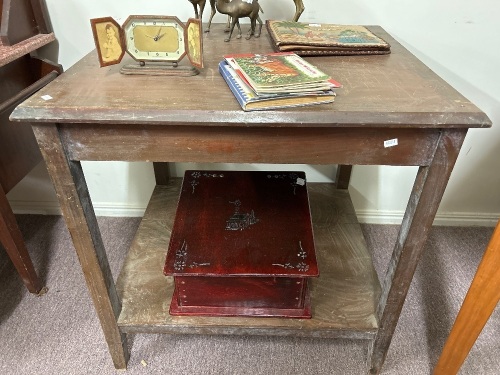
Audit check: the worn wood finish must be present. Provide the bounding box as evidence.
[336,165,352,189]
[59,125,440,166]
[0,24,58,293]
[152,162,170,185]
[117,181,381,337]
[0,0,38,45]
[0,0,50,46]
[0,183,43,293]
[30,123,129,369]
[10,23,491,372]
[433,219,500,375]
[368,129,468,375]
[11,25,489,129]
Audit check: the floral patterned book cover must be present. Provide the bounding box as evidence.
[266,20,391,56]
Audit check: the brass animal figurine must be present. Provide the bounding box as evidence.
[188,0,207,19]
[205,0,304,33]
[215,0,263,42]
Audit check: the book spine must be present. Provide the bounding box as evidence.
[218,61,249,110]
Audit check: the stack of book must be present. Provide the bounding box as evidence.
[219,52,341,111]
[266,20,391,56]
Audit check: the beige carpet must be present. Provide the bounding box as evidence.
[0,215,498,374]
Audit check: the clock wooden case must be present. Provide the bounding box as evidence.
[163,170,319,318]
[90,15,203,75]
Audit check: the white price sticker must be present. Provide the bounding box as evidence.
[384,138,398,148]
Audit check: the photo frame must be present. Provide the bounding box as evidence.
[90,17,125,67]
[185,18,203,69]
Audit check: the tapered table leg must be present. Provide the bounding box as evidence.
[433,220,500,375]
[153,162,170,185]
[0,183,44,294]
[31,123,129,369]
[368,129,467,374]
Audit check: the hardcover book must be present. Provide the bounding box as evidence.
[266,20,391,56]
[223,52,340,95]
[163,170,319,318]
[218,60,336,111]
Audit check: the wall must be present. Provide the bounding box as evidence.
[7,0,500,225]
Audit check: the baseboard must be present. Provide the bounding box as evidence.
[9,200,498,226]
[356,210,499,227]
[9,200,145,217]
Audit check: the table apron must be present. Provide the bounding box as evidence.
[56,124,441,166]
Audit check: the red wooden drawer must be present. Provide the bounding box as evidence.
[164,170,318,318]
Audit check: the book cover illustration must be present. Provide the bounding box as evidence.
[218,61,335,111]
[224,52,336,93]
[266,20,391,56]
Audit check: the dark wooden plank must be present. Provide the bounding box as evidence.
[0,70,58,113]
[152,162,170,185]
[28,56,63,79]
[60,125,440,166]
[30,123,129,369]
[10,25,491,129]
[117,182,381,337]
[368,129,468,375]
[29,0,52,34]
[433,219,500,375]
[336,165,352,189]
[0,182,43,293]
[0,33,55,66]
[0,0,38,45]
[0,55,60,193]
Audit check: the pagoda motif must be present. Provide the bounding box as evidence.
[225,200,259,231]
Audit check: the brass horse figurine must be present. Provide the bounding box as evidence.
[188,0,305,32]
[215,0,263,42]
[188,0,207,18]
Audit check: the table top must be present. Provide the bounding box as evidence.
[11,25,491,129]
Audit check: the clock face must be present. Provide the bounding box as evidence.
[122,16,186,63]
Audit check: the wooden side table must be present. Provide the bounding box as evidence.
[0,0,62,294]
[11,25,491,373]
[434,220,500,374]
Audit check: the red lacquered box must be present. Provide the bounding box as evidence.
[163,170,318,318]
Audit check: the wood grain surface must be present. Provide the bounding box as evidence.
[117,181,381,338]
[11,25,490,129]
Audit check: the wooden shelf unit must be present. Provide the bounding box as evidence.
[117,181,381,338]
[0,0,60,294]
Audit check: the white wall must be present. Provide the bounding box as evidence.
[7,0,500,225]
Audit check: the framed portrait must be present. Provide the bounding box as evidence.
[90,17,125,67]
[185,18,203,69]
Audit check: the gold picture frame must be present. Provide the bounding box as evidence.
[90,17,125,67]
[185,18,204,69]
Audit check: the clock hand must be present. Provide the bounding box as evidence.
[154,27,163,41]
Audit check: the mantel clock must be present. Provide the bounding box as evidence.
[90,15,203,76]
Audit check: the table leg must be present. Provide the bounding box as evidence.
[0,183,44,294]
[433,219,500,375]
[31,124,129,369]
[336,165,352,189]
[368,129,467,375]
[153,162,170,185]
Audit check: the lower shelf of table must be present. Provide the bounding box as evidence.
[116,180,381,339]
